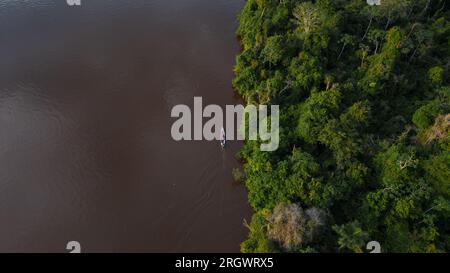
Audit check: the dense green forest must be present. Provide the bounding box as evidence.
[233,0,449,253]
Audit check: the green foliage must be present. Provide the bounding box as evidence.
[429,66,445,85]
[234,0,450,253]
[298,88,341,143]
[424,153,450,197]
[261,35,285,65]
[333,221,368,253]
[413,101,441,131]
[232,168,246,184]
[241,211,275,253]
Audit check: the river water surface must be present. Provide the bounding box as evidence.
[0,0,251,252]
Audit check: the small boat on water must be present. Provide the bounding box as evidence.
[220,127,226,148]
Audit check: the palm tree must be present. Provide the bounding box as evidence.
[333,221,369,253]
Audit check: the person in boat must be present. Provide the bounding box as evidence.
[220,127,226,148]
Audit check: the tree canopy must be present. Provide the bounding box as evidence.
[234,0,449,253]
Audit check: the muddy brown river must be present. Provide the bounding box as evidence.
[0,0,251,252]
